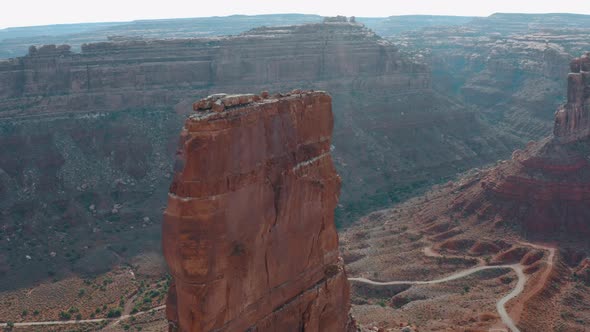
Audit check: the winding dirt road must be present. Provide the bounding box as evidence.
[0,305,165,328]
[349,242,555,332]
[0,243,555,332]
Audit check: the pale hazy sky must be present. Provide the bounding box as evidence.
[2,0,590,29]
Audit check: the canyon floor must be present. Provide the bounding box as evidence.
[1,178,588,331]
[0,252,169,331]
[341,169,590,332]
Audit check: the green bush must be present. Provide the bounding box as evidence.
[106,308,122,318]
[59,311,72,320]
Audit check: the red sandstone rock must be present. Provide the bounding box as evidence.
[491,246,530,264]
[163,91,353,332]
[521,250,544,266]
[469,241,501,255]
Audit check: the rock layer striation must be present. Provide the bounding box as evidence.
[162,91,352,331]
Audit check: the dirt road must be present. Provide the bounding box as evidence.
[349,241,556,332]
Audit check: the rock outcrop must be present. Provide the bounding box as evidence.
[554,53,590,141]
[163,91,353,331]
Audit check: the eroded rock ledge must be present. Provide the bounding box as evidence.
[163,90,354,331]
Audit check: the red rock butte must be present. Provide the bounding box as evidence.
[162,90,354,331]
[451,53,590,236]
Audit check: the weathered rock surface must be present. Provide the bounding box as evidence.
[163,91,352,332]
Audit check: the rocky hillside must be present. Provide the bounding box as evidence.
[341,54,590,331]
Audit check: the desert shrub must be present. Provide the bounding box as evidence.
[106,308,122,318]
[59,311,72,320]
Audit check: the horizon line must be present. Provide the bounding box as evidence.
[2,11,590,30]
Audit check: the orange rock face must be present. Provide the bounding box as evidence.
[162,91,353,332]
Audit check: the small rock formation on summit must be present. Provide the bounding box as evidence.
[162,91,353,331]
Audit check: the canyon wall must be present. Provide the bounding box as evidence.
[163,91,352,332]
[0,14,324,58]
[0,20,512,289]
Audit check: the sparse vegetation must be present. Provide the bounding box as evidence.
[59,311,72,320]
[106,308,122,318]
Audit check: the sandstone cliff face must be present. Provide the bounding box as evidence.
[163,91,352,332]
